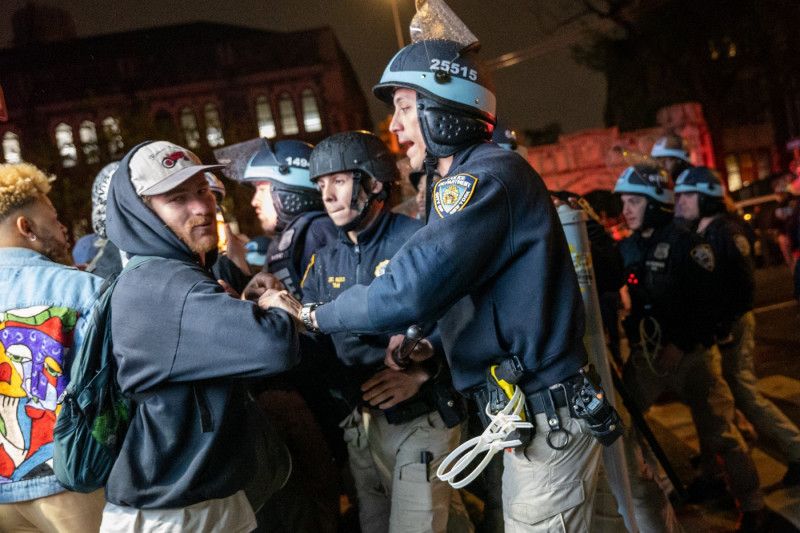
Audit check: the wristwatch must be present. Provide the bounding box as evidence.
[301,302,323,333]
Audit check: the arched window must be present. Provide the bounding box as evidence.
[80,120,99,165]
[3,132,22,164]
[55,123,77,168]
[102,117,124,158]
[278,93,299,135]
[181,107,200,149]
[204,104,225,147]
[255,96,276,139]
[301,89,322,133]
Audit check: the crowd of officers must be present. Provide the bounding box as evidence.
[1,33,798,533]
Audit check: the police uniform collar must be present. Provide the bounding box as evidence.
[338,207,392,247]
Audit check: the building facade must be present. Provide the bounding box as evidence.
[0,20,371,235]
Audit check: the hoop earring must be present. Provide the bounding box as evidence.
[29,235,37,242]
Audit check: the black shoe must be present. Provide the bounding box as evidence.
[686,476,728,503]
[736,508,766,533]
[783,461,800,486]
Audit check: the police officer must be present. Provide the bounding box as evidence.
[650,133,693,181]
[241,140,342,533]
[615,165,766,532]
[244,139,337,299]
[676,167,800,488]
[296,38,621,531]
[302,130,471,533]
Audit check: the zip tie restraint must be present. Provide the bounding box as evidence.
[437,384,532,489]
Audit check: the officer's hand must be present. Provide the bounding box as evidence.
[217,279,240,298]
[258,289,305,332]
[361,365,429,409]
[223,224,251,277]
[656,343,684,374]
[384,334,434,371]
[242,272,284,301]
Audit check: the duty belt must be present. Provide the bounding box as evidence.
[523,378,579,450]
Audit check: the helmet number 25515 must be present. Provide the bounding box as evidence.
[429,59,477,81]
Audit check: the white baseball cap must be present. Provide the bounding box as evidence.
[130,141,225,196]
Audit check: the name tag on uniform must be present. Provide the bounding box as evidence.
[433,174,478,217]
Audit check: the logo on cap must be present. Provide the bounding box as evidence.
[163,151,190,168]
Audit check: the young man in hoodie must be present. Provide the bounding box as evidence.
[101,141,301,533]
[0,163,106,532]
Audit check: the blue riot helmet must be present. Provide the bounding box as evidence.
[309,130,399,232]
[675,166,726,218]
[205,172,226,201]
[373,39,496,159]
[614,164,675,229]
[243,140,322,230]
[492,121,517,151]
[91,161,120,238]
[651,133,692,180]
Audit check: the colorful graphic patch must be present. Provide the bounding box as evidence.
[690,243,715,271]
[433,174,478,218]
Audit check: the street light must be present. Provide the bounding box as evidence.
[389,0,404,50]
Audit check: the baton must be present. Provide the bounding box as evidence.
[392,324,423,369]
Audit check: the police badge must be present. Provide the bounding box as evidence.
[690,243,715,271]
[433,174,478,217]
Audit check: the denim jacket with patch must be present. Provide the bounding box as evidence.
[0,247,103,503]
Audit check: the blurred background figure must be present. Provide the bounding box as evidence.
[71,232,99,269]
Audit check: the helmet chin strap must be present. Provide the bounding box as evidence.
[423,153,438,223]
[335,172,388,233]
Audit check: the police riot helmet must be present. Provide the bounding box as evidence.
[650,134,691,163]
[675,166,726,217]
[91,161,120,238]
[243,140,322,230]
[373,39,496,159]
[309,130,399,231]
[205,172,226,201]
[614,164,674,228]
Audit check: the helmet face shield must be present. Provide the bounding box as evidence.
[373,39,495,121]
[675,167,724,198]
[244,140,315,190]
[614,165,674,205]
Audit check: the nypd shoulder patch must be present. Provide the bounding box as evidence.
[433,174,478,218]
[690,243,715,272]
[733,234,751,257]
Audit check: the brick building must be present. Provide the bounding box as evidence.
[0,17,370,234]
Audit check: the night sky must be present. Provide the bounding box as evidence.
[0,0,607,137]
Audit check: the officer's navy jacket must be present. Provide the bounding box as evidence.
[700,214,755,327]
[303,209,445,408]
[315,142,587,395]
[619,222,717,353]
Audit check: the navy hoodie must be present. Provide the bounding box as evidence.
[105,142,300,508]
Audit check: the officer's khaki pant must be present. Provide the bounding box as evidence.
[0,488,105,532]
[721,311,800,462]
[623,344,764,512]
[341,408,472,533]
[501,405,626,532]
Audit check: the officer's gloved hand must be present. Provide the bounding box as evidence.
[242,272,284,301]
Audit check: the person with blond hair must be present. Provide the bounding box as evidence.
[0,163,107,531]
